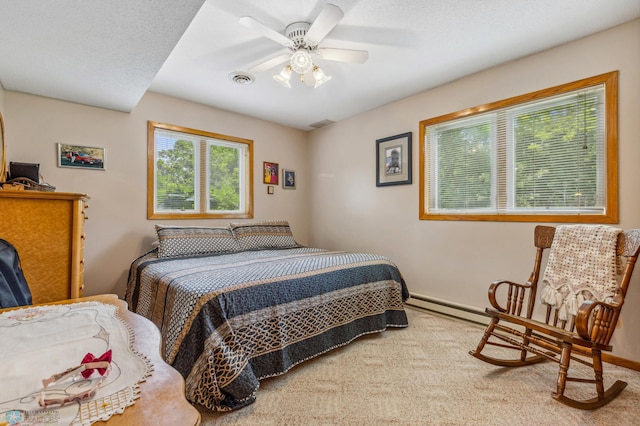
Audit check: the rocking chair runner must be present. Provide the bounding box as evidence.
[469,225,640,410]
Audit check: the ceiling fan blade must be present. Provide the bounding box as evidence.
[239,17,294,48]
[304,4,344,46]
[249,53,292,73]
[316,48,368,64]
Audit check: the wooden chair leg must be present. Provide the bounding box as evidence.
[553,346,628,410]
[521,329,533,362]
[592,349,605,399]
[472,317,497,354]
[554,342,571,399]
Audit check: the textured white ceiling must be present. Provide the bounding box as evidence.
[0,0,205,111]
[1,0,639,130]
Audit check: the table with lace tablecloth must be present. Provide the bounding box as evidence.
[0,295,200,426]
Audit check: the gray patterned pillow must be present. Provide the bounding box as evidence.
[155,225,241,258]
[229,220,298,250]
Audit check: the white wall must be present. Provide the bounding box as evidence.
[308,19,640,361]
[4,91,310,297]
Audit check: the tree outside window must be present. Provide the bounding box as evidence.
[148,122,253,219]
[420,71,618,223]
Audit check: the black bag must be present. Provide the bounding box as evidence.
[0,239,32,308]
[9,161,40,183]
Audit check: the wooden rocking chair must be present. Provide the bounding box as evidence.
[469,225,640,409]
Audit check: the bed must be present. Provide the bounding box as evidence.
[124,221,409,411]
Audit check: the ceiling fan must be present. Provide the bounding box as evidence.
[239,3,368,88]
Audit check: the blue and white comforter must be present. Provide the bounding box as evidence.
[125,247,409,411]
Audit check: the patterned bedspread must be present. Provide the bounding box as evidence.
[125,247,409,411]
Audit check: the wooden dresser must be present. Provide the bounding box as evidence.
[0,190,88,303]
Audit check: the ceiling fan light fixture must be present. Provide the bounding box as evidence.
[273,65,292,88]
[240,4,368,91]
[290,49,313,74]
[312,66,332,88]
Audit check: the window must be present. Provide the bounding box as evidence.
[147,121,253,219]
[419,71,618,222]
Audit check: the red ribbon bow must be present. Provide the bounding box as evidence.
[80,350,112,378]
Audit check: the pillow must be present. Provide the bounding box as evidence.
[155,225,241,258]
[229,220,298,250]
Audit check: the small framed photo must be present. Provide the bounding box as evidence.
[263,161,279,184]
[58,143,105,171]
[0,112,5,180]
[282,169,296,189]
[267,185,274,194]
[376,132,412,186]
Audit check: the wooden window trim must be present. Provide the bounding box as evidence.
[147,121,254,220]
[419,71,618,223]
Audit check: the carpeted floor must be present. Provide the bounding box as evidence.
[198,307,640,425]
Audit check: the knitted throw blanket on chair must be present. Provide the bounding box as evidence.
[540,225,621,321]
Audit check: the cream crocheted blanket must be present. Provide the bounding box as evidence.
[540,225,621,321]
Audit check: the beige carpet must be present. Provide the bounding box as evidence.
[198,307,640,425]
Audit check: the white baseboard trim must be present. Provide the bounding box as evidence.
[406,293,490,326]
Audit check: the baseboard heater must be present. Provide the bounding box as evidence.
[406,292,640,372]
[406,293,490,326]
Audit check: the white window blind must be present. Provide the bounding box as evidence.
[148,121,253,219]
[206,140,246,213]
[506,89,605,213]
[154,128,199,213]
[425,84,606,216]
[427,114,496,213]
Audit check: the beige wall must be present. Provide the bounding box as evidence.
[4,91,310,297]
[308,19,640,361]
[3,19,639,361]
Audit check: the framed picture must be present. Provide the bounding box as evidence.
[267,185,274,194]
[376,132,412,186]
[58,143,105,170]
[0,112,5,181]
[282,169,296,189]
[263,161,279,184]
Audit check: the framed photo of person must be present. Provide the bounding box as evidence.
[263,161,279,184]
[376,132,412,186]
[282,169,296,189]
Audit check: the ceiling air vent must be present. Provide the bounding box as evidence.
[228,72,254,85]
[309,119,335,129]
